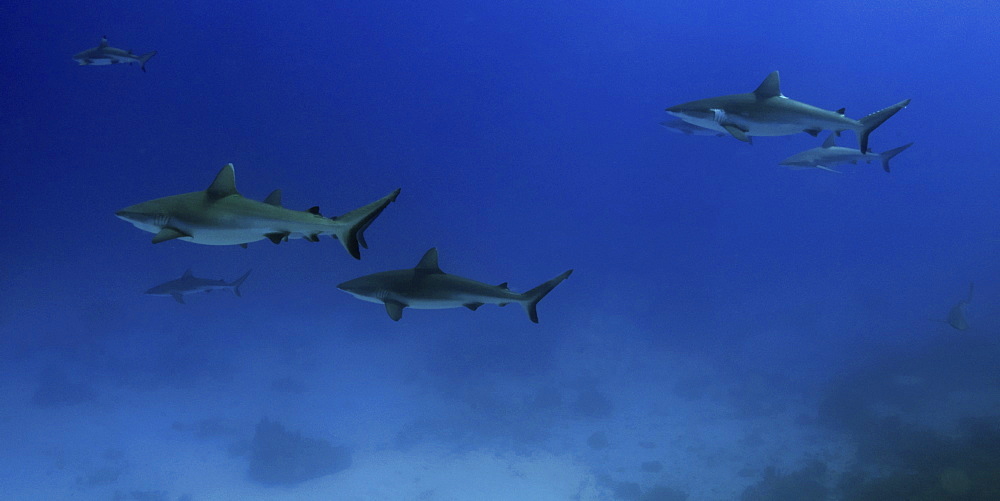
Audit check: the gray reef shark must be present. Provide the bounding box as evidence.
[337,248,573,323]
[74,37,157,72]
[146,269,252,304]
[780,134,914,173]
[116,163,400,259]
[665,71,910,153]
[659,119,726,137]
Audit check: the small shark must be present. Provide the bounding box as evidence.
[337,248,573,323]
[659,119,726,137]
[665,71,910,153]
[946,282,975,331]
[146,269,252,304]
[780,134,914,173]
[116,164,400,259]
[74,37,157,72]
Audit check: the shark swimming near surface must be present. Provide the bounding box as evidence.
[116,163,401,259]
[665,71,910,153]
[146,269,252,304]
[337,248,573,323]
[780,134,914,173]
[73,37,157,72]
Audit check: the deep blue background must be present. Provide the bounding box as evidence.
[1,1,999,497]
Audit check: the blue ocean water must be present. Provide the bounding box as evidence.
[2,1,999,499]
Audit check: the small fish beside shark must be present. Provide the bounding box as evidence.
[780,134,914,173]
[146,269,252,304]
[116,164,400,259]
[337,248,573,323]
[74,37,157,72]
[665,71,910,153]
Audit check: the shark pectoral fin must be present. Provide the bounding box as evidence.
[240,243,248,249]
[384,300,405,321]
[265,231,290,244]
[464,302,484,311]
[152,227,190,244]
[171,293,185,304]
[722,125,751,143]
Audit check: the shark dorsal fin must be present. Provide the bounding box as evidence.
[836,107,846,115]
[822,134,837,148]
[263,189,282,207]
[182,268,193,278]
[206,164,239,200]
[307,206,322,215]
[415,248,443,274]
[752,71,782,99]
[99,37,109,48]
[497,282,509,290]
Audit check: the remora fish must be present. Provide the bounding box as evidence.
[115,163,400,259]
[74,37,157,72]
[665,71,910,153]
[780,134,914,173]
[146,269,252,304]
[337,248,573,323]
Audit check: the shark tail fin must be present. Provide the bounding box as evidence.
[139,50,157,72]
[878,142,913,173]
[231,269,252,297]
[857,99,910,154]
[330,188,401,259]
[519,270,573,323]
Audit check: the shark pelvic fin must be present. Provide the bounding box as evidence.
[171,293,185,304]
[722,125,751,143]
[263,189,282,206]
[384,299,405,321]
[206,164,239,199]
[152,227,190,244]
[265,231,290,244]
[464,302,484,311]
[752,71,782,99]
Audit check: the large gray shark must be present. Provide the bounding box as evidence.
[116,164,400,259]
[146,269,252,304]
[665,71,910,153]
[780,134,914,173]
[74,37,157,72]
[337,248,573,323]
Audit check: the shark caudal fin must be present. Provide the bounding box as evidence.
[878,142,914,173]
[138,51,157,72]
[330,189,401,259]
[857,99,910,154]
[519,270,573,323]
[230,269,252,297]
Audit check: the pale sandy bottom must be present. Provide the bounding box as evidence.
[0,349,855,501]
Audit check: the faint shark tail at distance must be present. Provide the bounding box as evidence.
[331,188,401,259]
[519,270,574,323]
[879,142,914,173]
[230,269,252,297]
[857,99,911,154]
[139,51,157,72]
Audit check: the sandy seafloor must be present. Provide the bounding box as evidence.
[0,305,867,501]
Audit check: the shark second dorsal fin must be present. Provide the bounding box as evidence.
[836,107,846,115]
[497,282,509,290]
[307,206,322,216]
[206,164,239,200]
[753,71,782,99]
[414,248,443,274]
[263,189,282,207]
[822,134,837,148]
[182,268,193,278]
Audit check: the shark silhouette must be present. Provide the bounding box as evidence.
[73,37,157,72]
[146,269,252,304]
